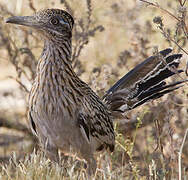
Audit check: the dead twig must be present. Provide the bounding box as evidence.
[140,0,181,22]
[178,128,188,180]
[140,0,188,41]
[153,16,188,55]
[28,0,36,12]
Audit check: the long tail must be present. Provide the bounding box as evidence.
[103,48,187,118]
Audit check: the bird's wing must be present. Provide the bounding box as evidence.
[77,97,115,152]
[103,48,187,118]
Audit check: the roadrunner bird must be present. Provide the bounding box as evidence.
[6,9,187,175]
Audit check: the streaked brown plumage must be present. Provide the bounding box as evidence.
[6,9,187,176]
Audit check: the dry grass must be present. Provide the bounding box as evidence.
[0,0,187,179]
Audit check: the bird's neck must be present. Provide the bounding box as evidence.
[35,38,88,100]
[38,39,74,72]
[36,38,83,88]
[44,39,72,62]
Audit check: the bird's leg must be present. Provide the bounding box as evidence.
[45,143,59,163]
[40,137,59,163]
[86,157,97,177]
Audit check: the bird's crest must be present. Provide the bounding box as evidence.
[35,9,74,30]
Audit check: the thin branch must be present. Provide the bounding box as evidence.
[28,0,36,12]
[60,0,73,15]
[178,128,188,180]
[86,0,92,30]
[153,16,188,56]
[178,0,182,6]
[140,0,188,39]
[182,0,187,6]
[8,76,29,93]
[140,0,181,22]
[160,28,188,55]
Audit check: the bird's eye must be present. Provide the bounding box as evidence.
[50,18,59,25]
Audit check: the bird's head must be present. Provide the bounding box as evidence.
[6,9,74,41]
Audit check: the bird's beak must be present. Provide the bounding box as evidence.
[5,16,41,28]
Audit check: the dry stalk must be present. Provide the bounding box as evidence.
[140,0,188,54]
[140,0,181,21]
[178,128,188,180]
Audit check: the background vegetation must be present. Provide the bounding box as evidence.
[0,0,187,179]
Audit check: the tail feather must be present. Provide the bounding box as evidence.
[104,48,174,95]
[139,80,186,99]
[159,48,173,56]
[134,81,186,108]
[135,69,183,98]
[132,86,181,109]
[103,48,187,117]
